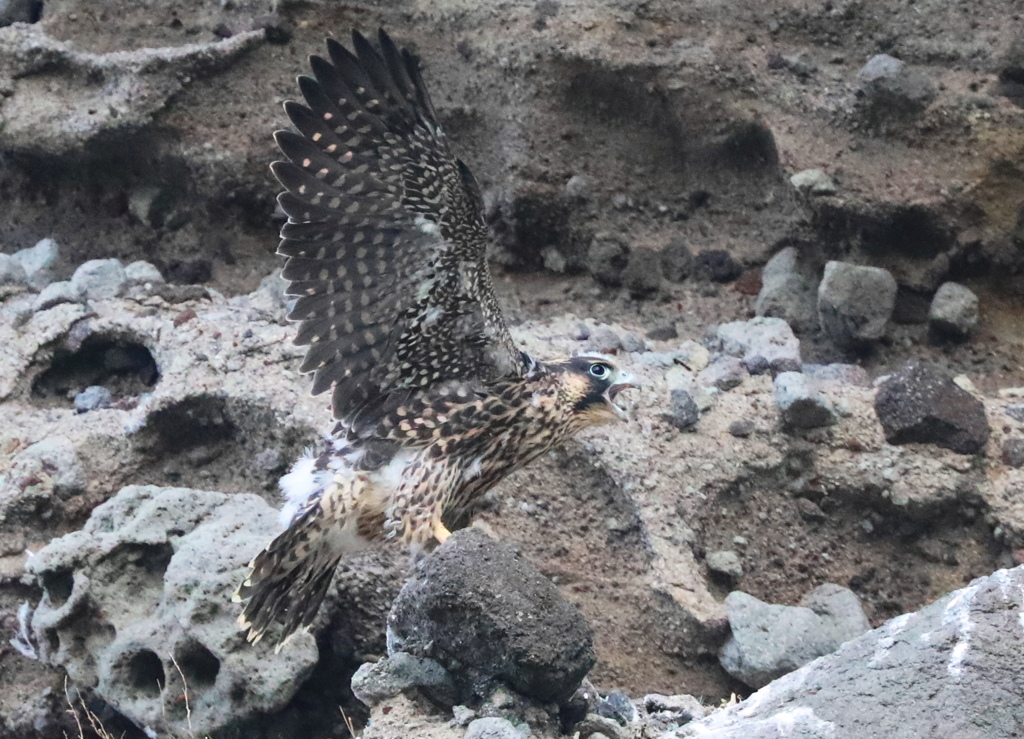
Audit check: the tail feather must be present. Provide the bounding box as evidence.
[234,507,343,648]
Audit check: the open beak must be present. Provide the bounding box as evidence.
[605,370,640,420]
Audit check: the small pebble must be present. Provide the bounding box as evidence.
[74,386,112,414]
[728,419,754,438]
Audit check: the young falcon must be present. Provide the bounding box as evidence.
[235,29,638,646]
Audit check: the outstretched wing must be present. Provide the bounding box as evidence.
[272,30,524,434]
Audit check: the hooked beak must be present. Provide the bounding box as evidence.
[605,370,640,420]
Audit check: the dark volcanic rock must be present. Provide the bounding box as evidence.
[623,249,664,298]
[387,529,595,705]
[874,362,990,454]
[666,389,701,430]
[661,239,693,282]
[694,249,742,283]
[587,237,630,287]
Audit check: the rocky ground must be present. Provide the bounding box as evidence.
[1,0,1023,737]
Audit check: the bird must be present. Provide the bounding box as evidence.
[234,29,639,646]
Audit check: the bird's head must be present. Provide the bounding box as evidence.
[556,355,640,426]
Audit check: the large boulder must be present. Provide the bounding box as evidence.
[26,485,317,738]
[817,260,898,349]
[387,528,595,705]
[681,566,1024,738]
[718,584,870,689]
[874,362,990,454]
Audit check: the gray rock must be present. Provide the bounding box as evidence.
[661,240,692,282]
[802,363,870,387]
[817,261,897,348]
[73,385,113,414]
[564,174,592,201]
[754,247,819,331]
[929,282,979,341]
[1008,404,1024,423]
[693,249,741,283]
[387,528,595,705]
[874,361,990,455]
[595,690,638,725]
[643,693,705,724]
[464,717,527,739]
[706,551,743,581]
[774,372,837,429]
[718,584,869,689]
[620,331,646,353]
[27,486,317,738]
[32,280,84,311]
[351,652,454,707]
[587,325,622,354]
[13,238,59,289]
[857,53,905,81]
[124,260,166,286]
[713,317,802,374]
[855,54,937,127]
[1001,438,1024,468]
[698,356,748,391]
[666,389,700,430]
[623,249,664,298]
[12,436,85,494]
[0,252,29,295]
[789,169,837,196]
[1000,37,1024,84]
[71,259,128,300]
[728,419,754,438]
[683,567,1024,738]
[587,238,629,287]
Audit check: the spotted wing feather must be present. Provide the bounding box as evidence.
[273,29,523,435]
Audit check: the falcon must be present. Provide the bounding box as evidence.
[235,29,638,646]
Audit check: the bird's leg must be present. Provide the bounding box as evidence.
[433,520,452,544]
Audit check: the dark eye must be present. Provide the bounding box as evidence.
[589,362,611,379]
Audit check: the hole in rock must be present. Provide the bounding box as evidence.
[41,569,74,607]
[31,334,158,408]
[175,640,220,689]
[861,204,953,260]
[124,650,166,698]
[131,395,310,498]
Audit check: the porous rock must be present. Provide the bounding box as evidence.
[817,260,897,349]
[754,247,819,331]
[774,372,837,429]
[706,550,743,581]
[1001,438,1024,468]
[712,317,802,374]
[27,485,317,738]
[684,567,1024,738]
[351,652,455,708]
[874,361,990,454]
[387,528,595,705]
[718,584,870,689]
[929,281,979,341]
[124,260,166,286]
[464,717,527,739]
[789,169,837,196]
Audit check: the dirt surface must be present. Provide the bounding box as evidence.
[1,0,1024,736]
